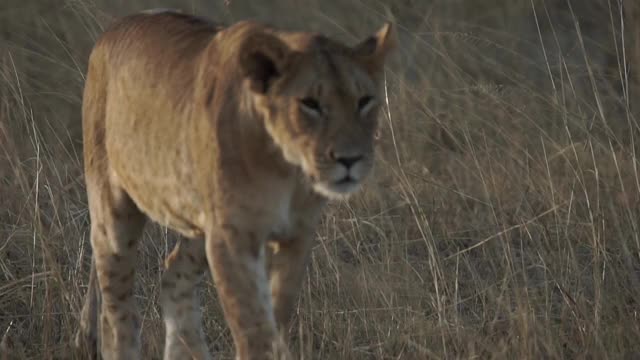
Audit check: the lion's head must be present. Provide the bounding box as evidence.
[236,22,396,199]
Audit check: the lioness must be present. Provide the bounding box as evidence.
[76,9,395,360]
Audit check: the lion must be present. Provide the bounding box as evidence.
[75,9,395,360]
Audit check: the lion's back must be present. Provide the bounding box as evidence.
[97,11,219,57]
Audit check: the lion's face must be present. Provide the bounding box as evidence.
[267,57,381,198]
[239,23,395,199]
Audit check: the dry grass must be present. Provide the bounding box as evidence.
[1,0,640,359]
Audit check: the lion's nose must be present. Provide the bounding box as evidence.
[329,150,363,169]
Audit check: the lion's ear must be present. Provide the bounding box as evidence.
[239,32,293,94]
[352,22,396,74]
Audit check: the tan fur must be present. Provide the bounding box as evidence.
[75,10,395,360]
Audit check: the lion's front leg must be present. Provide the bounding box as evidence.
[267,234,314,332]
[205,223,281,360]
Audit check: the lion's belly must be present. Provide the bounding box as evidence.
[116,167,206,238]
[107,130,206,239]
[104,82,207,237]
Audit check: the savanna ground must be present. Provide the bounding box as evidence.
[1,0,640,359]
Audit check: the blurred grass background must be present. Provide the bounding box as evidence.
[1,0,640,358]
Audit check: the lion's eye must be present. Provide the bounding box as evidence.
[299,97,322,117]
[358,95,375,115]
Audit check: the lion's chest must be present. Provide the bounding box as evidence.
[268,188,295,241]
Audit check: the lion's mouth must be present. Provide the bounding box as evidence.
[311,174,362,199]
[335,175,355,185]
[328,175,361,194]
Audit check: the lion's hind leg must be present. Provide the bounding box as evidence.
[86,178,146,359]
[75,256,100,359]
[160,238,210,360]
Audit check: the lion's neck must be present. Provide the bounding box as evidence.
[206,86,293,182]
[192,47,295,184]
[238,94,294,178]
